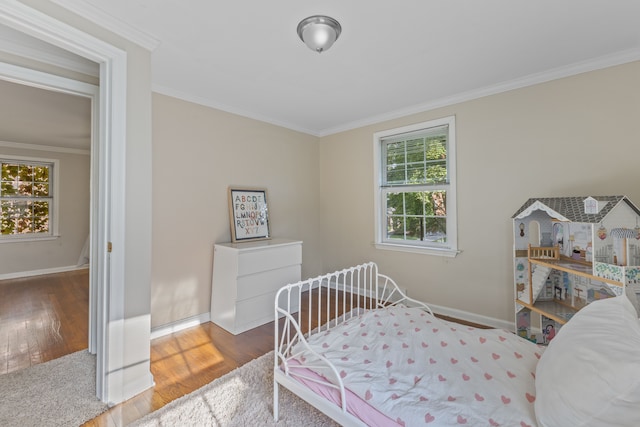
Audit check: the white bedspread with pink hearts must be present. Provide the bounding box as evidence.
[296,305,543,426]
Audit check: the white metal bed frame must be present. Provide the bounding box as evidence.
[273,262,433,426]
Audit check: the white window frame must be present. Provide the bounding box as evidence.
[373,116,459,257]
[0,154,60,242]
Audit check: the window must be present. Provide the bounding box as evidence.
[1,156,58,240]
[373,116,458,256]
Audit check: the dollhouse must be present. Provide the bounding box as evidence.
[512,195,640,343]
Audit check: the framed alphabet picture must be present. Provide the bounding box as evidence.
[228,187,271,242]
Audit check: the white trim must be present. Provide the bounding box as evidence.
[150,312,211,340]
[320,48,640,137]
[0,49,97,92]
[0,140,90,156]
[0,153,60,238]
[0,1,151,405]
[428,302,514,331]
[49,0,160,52]
[514,200,570,222]
[374,242,460,258]
[373,116,458,256]
[0,235,59,243]
[0,28,98,77]
[0,264,88,281]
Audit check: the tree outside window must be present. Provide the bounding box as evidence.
[1,160,52,237]
[375,116,457,255]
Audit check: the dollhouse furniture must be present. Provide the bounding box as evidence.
[210,238,301,334]
[512,195,640,342]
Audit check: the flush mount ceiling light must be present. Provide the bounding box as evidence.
[297,15,342,53]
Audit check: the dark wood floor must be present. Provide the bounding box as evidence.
[1,270,489,427]
[0,269,89,375]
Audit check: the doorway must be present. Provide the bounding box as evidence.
[0,2,135,403]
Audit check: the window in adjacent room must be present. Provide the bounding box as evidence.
[373,116,458,256]
[0,156,58,241]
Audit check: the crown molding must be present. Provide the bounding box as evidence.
[152,83,321,137]
[0,28,98,77]
[319,48,640,137]
[0,140,90,155]
[50,0,160,52]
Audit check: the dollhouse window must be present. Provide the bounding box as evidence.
[373,116,458,256]
[584,197,599,214]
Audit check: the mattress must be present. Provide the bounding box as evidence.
[289,305,544,426]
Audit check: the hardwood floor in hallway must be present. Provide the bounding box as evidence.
[0,269,89,375]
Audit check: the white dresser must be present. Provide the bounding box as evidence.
[210,238,302,334]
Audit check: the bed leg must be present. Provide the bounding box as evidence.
[273,380,279,421]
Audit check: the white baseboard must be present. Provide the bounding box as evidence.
[0,264,89,281]
[150,312,211,340]
[148,301,514,342]
[429,302,514,331]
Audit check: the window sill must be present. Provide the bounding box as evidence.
[0,235,60,244]
[375,242,461,257]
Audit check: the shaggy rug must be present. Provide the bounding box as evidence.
[131,351,339,427]
[0,350,107,427]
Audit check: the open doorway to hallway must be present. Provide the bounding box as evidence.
[0,32,97,373]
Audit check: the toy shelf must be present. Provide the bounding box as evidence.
[515,298,577,325]
[529,256,623,287]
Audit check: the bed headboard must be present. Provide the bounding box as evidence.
[274,262,432,360]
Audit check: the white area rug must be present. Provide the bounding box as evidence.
[0,350,107,427]
[131,351,339,427]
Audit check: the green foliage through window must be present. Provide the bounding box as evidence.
[1,160,52,236]
[381,124,450,245]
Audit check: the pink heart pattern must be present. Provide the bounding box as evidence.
[295,305,542,427]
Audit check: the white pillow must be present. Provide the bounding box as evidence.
[535,294,640,427]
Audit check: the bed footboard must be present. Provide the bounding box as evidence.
[273,262,432,425]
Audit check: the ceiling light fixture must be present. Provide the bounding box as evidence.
[297,15,341,53]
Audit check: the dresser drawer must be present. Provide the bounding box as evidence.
[237,242,301,276]
[235,288,300,332]
[211,239,302,335]
[236,264,300,301]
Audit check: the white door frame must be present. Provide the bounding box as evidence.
[0,2,127,402]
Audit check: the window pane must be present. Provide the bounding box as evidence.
[33,183,49,197]
[384,190,447,243]
[386,192,404,215]
[33,166,49,183]
[424,217,447,243]
[18,165,34,181]
[1,181,17,196]
[1,200,15,234]
[386,215,405,240]
[18,181,33,196]
[1,160,52,238]
[405,138,424,163]
[33,215,49,233]
[384,132,448,187]
[2,164,19,180]
[406,162,425,183]
[425,191,447,217]
[386,164,406,185]
[386,141,405,165]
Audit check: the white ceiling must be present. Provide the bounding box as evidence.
[78,0,640,136]
[2,0,640,149]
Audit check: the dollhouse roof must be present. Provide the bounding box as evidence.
[512,196,640,223]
